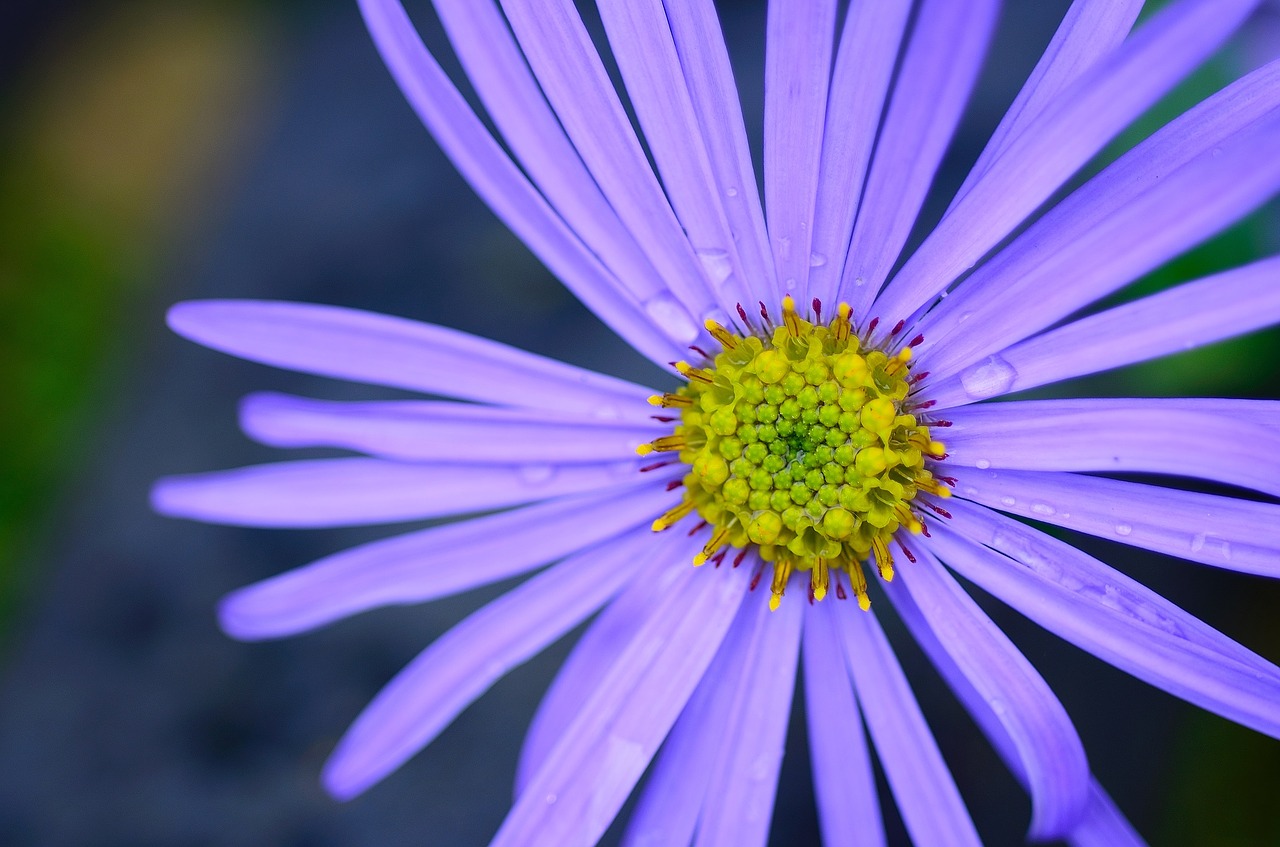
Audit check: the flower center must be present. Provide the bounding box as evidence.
[639,297,949,610]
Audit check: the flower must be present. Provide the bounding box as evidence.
[152,0,1280,844]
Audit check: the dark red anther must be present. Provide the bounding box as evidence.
[807,584,816,604]
[917,400,937,409]
[711,549,729,568]
[732,548,749,568]
[932,419,953,428]
[836,582,848,601]
[899,543,918,564]
[737,302,750,324]
[936,475,958,487]
[687,520,708,537]
[889,319,906,337]
[665,479,683,491]
[640,460,676,472]
[866,317,879,334]
[920,521,932,538]
[759,301,771,322]
[928,503,954,520]
[689,345,709,359]
[907,334,925,348]
[909,371,931,385]
[748,562,765,591]
[812,298,823,321]
[650,415,677,422]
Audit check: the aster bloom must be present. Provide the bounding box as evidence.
[153,0,1280,843]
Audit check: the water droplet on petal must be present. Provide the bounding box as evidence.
[962,486,979,496]
[999,496,1017,507]
[852,276,866,288]
[1031,501,1055,516]
[975,459,992,470]
[519,464,556,485]
[1114,523,1133,537]
[644,294,700,344]
[592,403,621,421]
[544,793,557,805]
[695,247,733,287]
[809,252,827,268]
[726,186,739,198]
[776,236,792,259]
[959,355,1018,400]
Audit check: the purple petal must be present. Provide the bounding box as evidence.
[322,527,648,799]
[878,0,1255,325]
[238,393,663,463]
[490,560,749,847]
[694,584,802,847]
[495,0,715,325]
[806,0,913,306]
[926,255,1280,408]
[622,590,756,847]
[515,535,685,794]
[837,606,982,847]
[167,300,654,416]
[662,0,776,304]
[839,0,999,319]
[596,0,755,310]
[886,546,1090,840]
[152,456,659,528]
[950,0,1144,208]
[934,501,1280,740]
[1068,782,1150,847]
[942,398,1280,498]
[915,58,1280,377]
[218,485,672,640]
[949,467,1280,577]
[803,599,885,847]
[763,0,837,302]
[427,0,679,315]
[356,0,683,357]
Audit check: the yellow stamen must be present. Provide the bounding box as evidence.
[884,347,913,377]
[648,393,692,408]
[704,319,737,350]
[674,361,714,384]
[831,302,853,343]
[894,503,923,535]
[781,295,803,338]
[651,498,695,532]
[811,557,830,602]
[871,536,894,581]
[769,558,794,611]
[693,526,732,566]
[636,434,687,456]
[847,560,872,611]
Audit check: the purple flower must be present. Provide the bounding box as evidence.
[153,0,1280,844]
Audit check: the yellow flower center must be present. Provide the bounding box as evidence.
[639,297,949,610]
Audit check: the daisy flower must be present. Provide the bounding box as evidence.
[153,0,1280,844]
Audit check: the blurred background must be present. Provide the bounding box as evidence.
[0,1,1278,844]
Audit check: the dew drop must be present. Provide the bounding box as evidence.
[519,464,556,485]
[544,793,558,806]
[1114,523,1133,537]
[852,276,866,288]
[726,186,740,197]
[999,496,1017,507]
[1190,532,1231,559]
[776,235,792,259]
[1031,501,1056,516]
[809,252,827,268]
[959,355,1018,400]
[784,277,797,291]
[694,247,733,287]
[962,486,979,496]
[644,294,700,344]
[975,459,992,470]
[592,403,621,421]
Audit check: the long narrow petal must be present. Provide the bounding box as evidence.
[238,393,663,463]
[763,0,837,301]
[167,300,654,416]
[887,547,1090,841]
[803,599,885,847]
[218,485,672,640]
[942,399,1280,498]
[496,0,714,326]
[426,0,675,310]
[596,0,754,310]
[490,561,748,847]
[915,59,1280,377]
[949,0,1144,207]
[152,456,659,528]
[878,0,1258,326]
[840,0,999,319]
[662,0,776,303]
[694,586,803,847]
[356,0,682,357]
[927,255,1280,407]
[806,0,912,305]
[322,528,649,799]
[934,501,1280,739]
[949,467,1280,577]
[515,537,682,794]
[622,590,758,847]
[838,607,982,847]
[1069,783,1150,847]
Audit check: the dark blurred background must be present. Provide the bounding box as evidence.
[0,1,1278,845]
